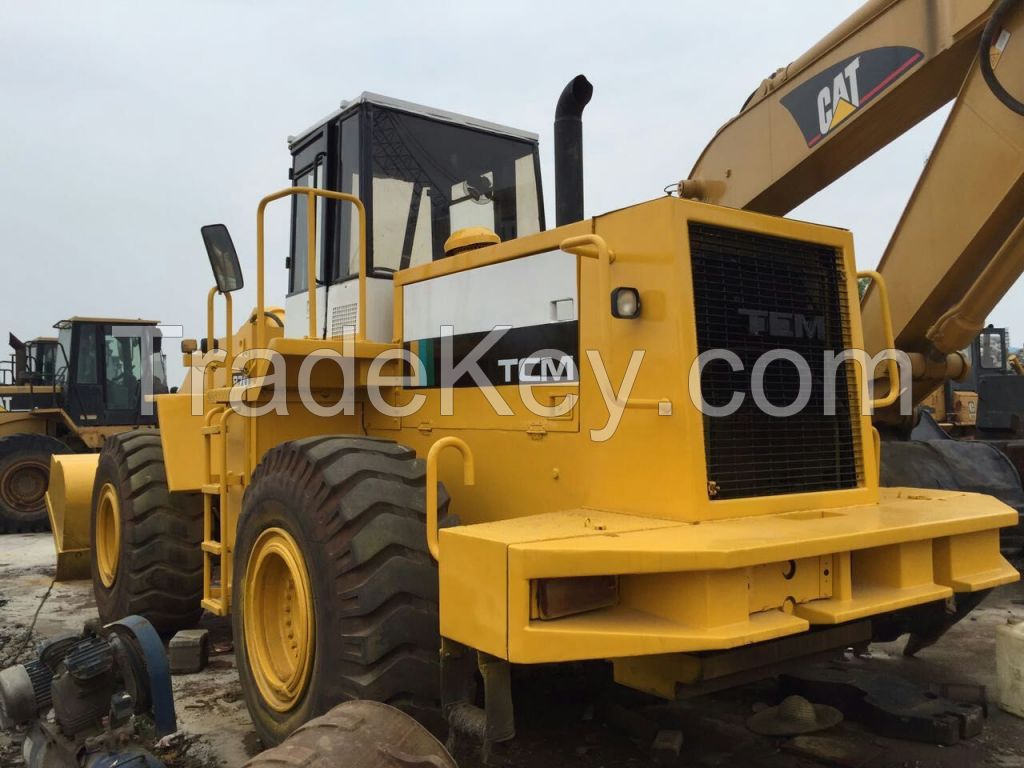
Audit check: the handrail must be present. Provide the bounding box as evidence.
[858,269,901,409]
[205,286,233,378]
[255,187,367,349]
[560,234,615,351]
[425,437,475,561]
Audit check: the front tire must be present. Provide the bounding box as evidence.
[233,436,447,747]
[0,433,69,533]
[90,431,203,633]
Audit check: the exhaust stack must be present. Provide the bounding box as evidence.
[554,75,593,226]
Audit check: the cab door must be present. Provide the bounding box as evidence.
[64,322,104,425]
[98,327,159,427]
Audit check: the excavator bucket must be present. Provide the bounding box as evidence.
[44,453,98,581]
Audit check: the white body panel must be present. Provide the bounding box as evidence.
[402,250,577,340]
[284,277,395,343]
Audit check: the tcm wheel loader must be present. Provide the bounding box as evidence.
[0,320,166,553]
[68,73,1019,751]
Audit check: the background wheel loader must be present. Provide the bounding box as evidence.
[0,319,166,553]
[908,325,1024,549]
[917,326,1018,436]
[48,0,1024,754]
[917,326,1024,458]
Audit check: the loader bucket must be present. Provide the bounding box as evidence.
[45,453,99,581]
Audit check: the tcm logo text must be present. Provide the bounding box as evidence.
[739,309,825,341]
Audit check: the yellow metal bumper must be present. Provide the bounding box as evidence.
[438,489,1019,664]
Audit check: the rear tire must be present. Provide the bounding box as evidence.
[90,431,203,633]
[0,433,69,533]
[233,436,447,747]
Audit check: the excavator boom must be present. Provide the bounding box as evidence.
[686,0,1024,387]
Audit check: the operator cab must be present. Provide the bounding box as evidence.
[955,325,1024,435]
[27,338,59,385]
[956,325,1011,391]
[51,318,169,426]
[2,336,59,387]
[0,336,61,411]
[284,93,545,341]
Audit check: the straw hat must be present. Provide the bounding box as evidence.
[746,695,843,736]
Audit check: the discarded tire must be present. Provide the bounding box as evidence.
[242,700,456,768]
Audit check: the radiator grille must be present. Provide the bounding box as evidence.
[690,222,863,500]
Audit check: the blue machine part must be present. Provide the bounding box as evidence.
[109,616,177,737]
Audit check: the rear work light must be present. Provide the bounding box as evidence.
[534,575,619,620]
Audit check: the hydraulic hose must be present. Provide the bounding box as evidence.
[980,0,1024,116]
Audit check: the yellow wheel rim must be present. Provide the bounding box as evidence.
[95,482,121,588]
[244,527,315,713]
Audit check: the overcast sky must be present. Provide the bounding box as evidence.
[2,1,1021,384]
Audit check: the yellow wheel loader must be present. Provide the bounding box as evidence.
[55,0,1024,751]
[72,81,1020,749]
[0,321,166,551]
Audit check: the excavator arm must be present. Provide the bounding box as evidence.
[684,0,1024,403]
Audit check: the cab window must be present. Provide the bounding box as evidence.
[979,331,1006,370]
[289,160,326,294]
[104,333,143,410]
[335,115,361,280]
[75,324,99,385]
[34,344,56,384]
[365,106,542,273]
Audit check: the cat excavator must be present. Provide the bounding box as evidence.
[681,0,1024,556]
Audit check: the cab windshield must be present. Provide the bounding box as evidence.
[362,106,542,275]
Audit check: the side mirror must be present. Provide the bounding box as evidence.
[201,224,244,293]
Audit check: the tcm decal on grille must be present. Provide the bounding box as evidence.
[780,46,923,147]
[739,309,825,340]
[402,249,579,389]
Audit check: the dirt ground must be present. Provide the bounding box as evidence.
[2,532,1023,768]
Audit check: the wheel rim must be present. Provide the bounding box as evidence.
[244,527,315,713]
[95,482,122,588]
[0,457,49,516]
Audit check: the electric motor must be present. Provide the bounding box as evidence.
[0,616,175,768]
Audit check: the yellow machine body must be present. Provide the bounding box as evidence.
[156,193,1016,698]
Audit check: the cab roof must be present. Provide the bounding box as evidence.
[287,92,539,149]
[54,317,160,328]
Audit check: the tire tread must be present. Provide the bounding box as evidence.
[234,435,447,745]
[91,431,203,633]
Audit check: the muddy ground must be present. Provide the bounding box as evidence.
[1,533,1023,767]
